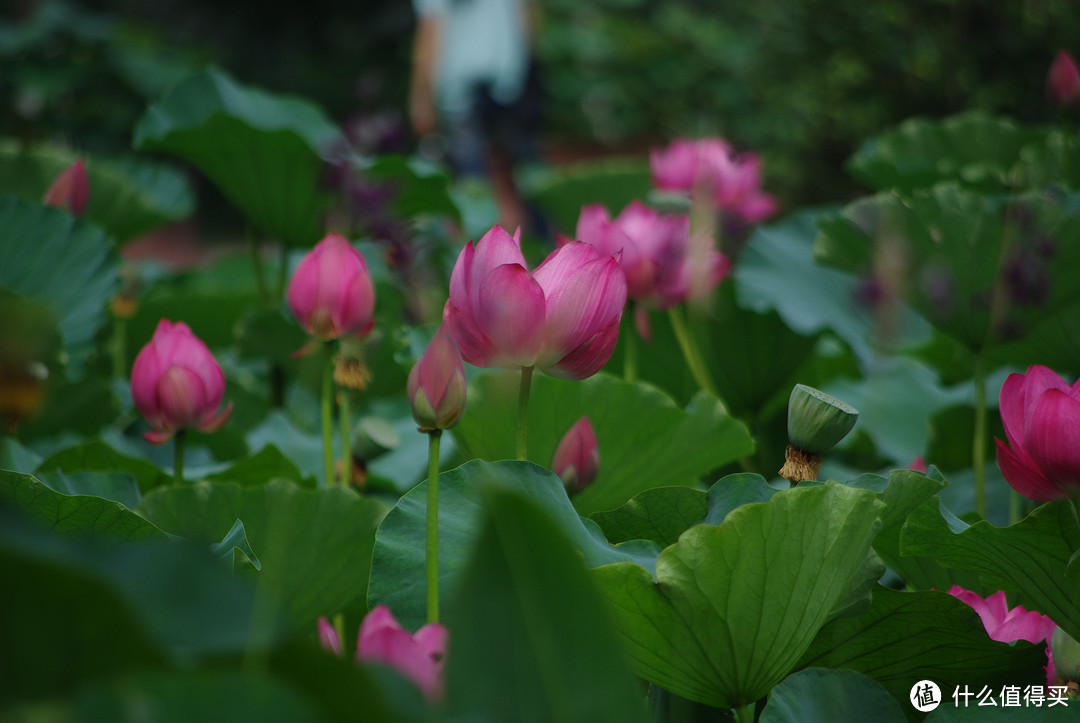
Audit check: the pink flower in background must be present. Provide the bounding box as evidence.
[552,416,600,493]
[995,365,1080,501]
[650,138,778,224]
[317,606,447,702]
[909,456,928,473]
[948,586,1057,683]
[443,226,627,380]
[288,233,376,341]
[131,320,232,444]
[43,158,89,216]
[408,326,467,432]
[575,202,731,310]
[1048,50,1080,105]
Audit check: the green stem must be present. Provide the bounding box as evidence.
[734,703,755,723]
[973,356,987,520]
[174,430,186,485]
[247,225,271,308]
[426,430,442,624]
[277,242,289,304]
[333,612,345,657]
[624,308,638,384]
[516,366,534,461]
[1009,490,1022,525]
[338,387,352,487]
[667,306,720,402]
[321,344,335,487]
[111,315,127,379]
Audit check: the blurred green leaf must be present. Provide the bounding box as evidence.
[203,444,311,488]
[36,439,169,494]
[0,470,163,541]
[523,157,653,236]
[366,155,461,223]
[444,480,649,723]
[453,371,753,516]
[590,483,884,708]
[209,518,262,573]
[0,437,42,473]
[760,668,906,723]
[134,67,343,246]
[702,472,777,525]
[589,485,706,547]
[35,469,141,510]
[799,588,1048,711]
[137,478,385,630]
[367,460,660,631]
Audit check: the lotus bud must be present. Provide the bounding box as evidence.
[1048,50,1080,106]
[43,158,89,216]
[407,326,466,433]
[288,233,376,341]
[1052,627,1080,686]
[552,416,599,494]
[780,384,858,484]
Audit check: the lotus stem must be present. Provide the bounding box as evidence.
[667,306,722,409]
[338,387,352,487]
[624,308,638,384]
[1010,490,1022,525]
[735,703,755,723]
[174,429,186,485]
[247,225,271,308]
[973,356,987,519]
[426,429,442,624]
[111,315,127,379]
[517,366,534,461]
[321,343,335,487]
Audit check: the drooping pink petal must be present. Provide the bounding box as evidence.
[996,438,1061,502]
[545,317,622,380]
[43,158,89,216]
[198,400,233,434]
[552,416,600,492]
[475,263,546,367]
[144,428,175,445]
[948,586,1056,645]
[318,616,342,657]
[1024,389,1080,494]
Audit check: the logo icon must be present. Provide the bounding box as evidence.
[911,680,941,712]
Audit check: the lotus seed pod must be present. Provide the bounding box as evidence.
[786,384,859,455]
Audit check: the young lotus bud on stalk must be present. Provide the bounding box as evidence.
[1052,627,1080,694]
[408,326,467,433]
[43,158,89,216]
[779,384,858,485]
[552,416,600,494]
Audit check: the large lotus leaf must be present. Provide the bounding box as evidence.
[367,460,660,631]
[0,197,118,351]
[36,439,170,494]
[0,140,194,242]
[452,371,753,516]
[760,668,906,723]
[589,485,707,548]
[847,113,1047,193]
[800,587,1048,713]
[901,498,1080,641]
[589,483,884,708]
[735,210,931,369]
[134,67,343,246]
[137,478,385,630]
[0,470,163,541]
[444,481,649,723]
[815,185,1080,354]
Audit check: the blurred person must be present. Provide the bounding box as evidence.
[409,0,542,233]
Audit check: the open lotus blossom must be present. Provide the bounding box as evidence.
[317,606,447,702]
[575,201,730,310]
[948,586,1057,683]
[288,232,376,341]
[552,416,600,494]
[131,320,232,444]
[995,365,1080,501]
[443,225,627,380]
[650,137,778,224]
[43,158,89,216]
[1048,50,1080,105]
[408,325,467,432]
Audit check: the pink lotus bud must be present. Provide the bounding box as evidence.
[443,226,627,380]
[650,138,778,224]
[288,233,376,341]
[356,605,447,702]
[43,158,89,216]
[131,320,232,444]
[552,416,599,494]
[995,365,1080,501]
[407,326,467,432]
[1048,50,1080,106]
[317,616,342,657]
[909,456,928,473]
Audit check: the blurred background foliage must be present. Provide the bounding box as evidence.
[4,0,1079,210]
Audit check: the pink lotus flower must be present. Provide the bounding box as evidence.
[317,606,447,702]
[948,586,1057,683]
[43,158,89,216]
[1048,50,1080,105]
[995,365,1080,502]
[288,233,376,341]
[650,138,778,224]
[131,320,232,444]
[552,416,600,493]
[575,201,731,309]
[443,226,627,380]
[408,325,467,432]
